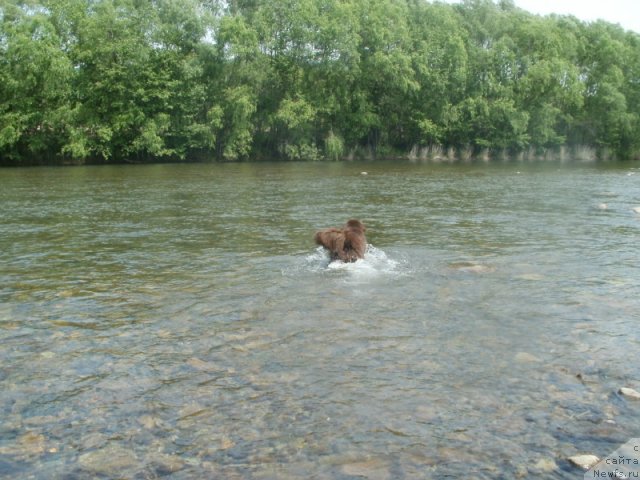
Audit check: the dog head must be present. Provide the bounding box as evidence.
[345,219,365,232]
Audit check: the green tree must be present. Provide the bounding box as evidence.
[62,0,158,160]
[0,1,73,162]
[574,22,639,157]
[407,1,468,146]
[1,0,640,164]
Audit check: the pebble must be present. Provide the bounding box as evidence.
[20,432,46,453]
[186,357,216,371]
[220,437,235,450]
[619,387,640,400]
[80,433,108,450]
[515,352,541,363]
[341,458,389,480]
[597,203,608,210]
[516,273,545,281]
[632,207,640,214]
[450,262,495,274]
[138,415,160,429]
[533,458,558,472]
[147,453,185,474]
[23,415,59,426]
[78,446,138,475]
[0,432,47,457]
[177,403,207,421]
[568,454,600,470]
[516,465,531,478]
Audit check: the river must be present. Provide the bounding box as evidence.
[1,161,639,478]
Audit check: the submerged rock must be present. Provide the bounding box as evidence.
[0,432,47,458]
[515,352,541,363]
[138,415,161,429]
[220,437,235,450]
[78,446,138,475]
[341,458,390,480]
[619,387,640,400]
[147,453,185,474]
[449,262,495,274]
[186,357,217,371]
[516,273,545,281]
[568,454,599,470]
[533,458,558,472]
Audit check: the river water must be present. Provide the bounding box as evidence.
[0,161,639,479]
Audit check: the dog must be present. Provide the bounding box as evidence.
[314,219,367,262]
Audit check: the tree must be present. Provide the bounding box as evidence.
[1,0,639,164]
[0,1,73,162]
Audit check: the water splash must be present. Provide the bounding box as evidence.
[308,245,405,281]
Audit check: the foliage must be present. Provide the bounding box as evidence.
[1,0,639,164]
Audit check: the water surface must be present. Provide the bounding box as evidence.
[1,161,639,478]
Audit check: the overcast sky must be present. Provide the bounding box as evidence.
[445,0,640,33]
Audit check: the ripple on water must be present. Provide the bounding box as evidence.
[1,163,639,479]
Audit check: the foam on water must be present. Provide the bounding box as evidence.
[301,245,405,281]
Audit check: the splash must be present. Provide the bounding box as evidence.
[312,245,404,280]
[284,245,408,282]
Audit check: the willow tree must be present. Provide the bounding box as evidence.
[0,1,73,162]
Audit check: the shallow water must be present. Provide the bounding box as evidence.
[1,161,639,479]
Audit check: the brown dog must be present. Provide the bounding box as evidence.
[314,219,367,262]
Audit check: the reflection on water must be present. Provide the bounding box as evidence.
[1,162,639,478]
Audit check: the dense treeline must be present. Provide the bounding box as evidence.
[1,0,639,165]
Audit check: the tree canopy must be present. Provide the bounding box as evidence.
[1,0,639,164]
